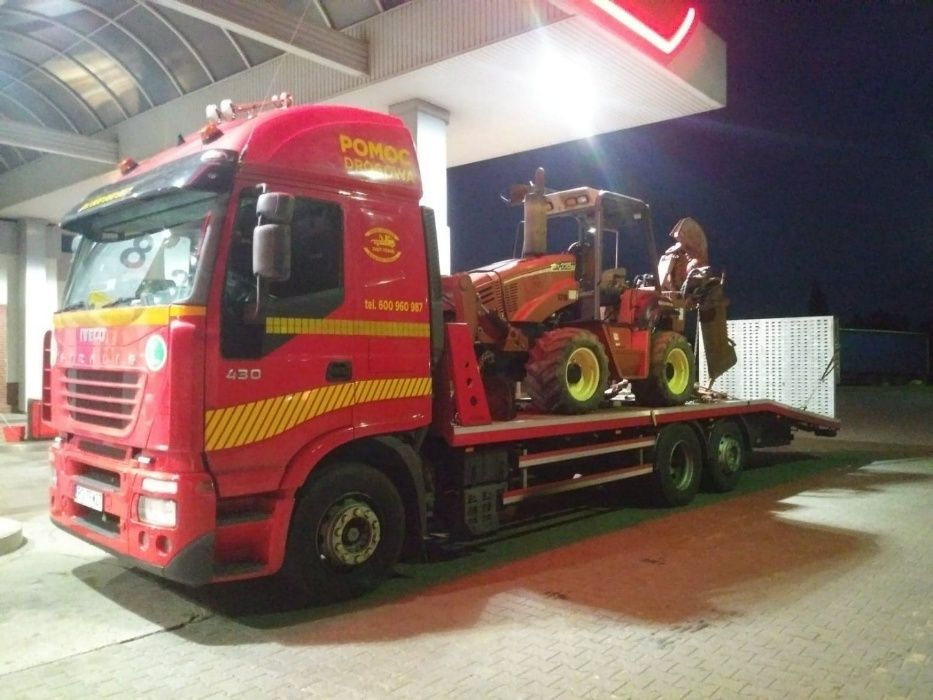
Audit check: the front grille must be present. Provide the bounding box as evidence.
[62,369,143,431]
[75,509,120,537]
[78,439,129,461]
[476,283,503,315]
[77,464,121,490]
[503,283,520,314]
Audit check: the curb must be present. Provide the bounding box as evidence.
[0,517,24,556]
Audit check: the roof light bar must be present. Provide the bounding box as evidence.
[205,92,294,125]
[583,1,697,55]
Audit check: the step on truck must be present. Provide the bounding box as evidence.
[48,97,838,603]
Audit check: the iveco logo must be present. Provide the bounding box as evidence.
[79,328,107,344]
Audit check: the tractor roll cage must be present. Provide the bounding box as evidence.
[542,187,659,321]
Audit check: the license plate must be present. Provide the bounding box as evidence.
[74,484,103,511]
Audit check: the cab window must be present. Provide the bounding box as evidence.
[221,190,345,358]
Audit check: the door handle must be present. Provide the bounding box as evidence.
[326,360,352,382]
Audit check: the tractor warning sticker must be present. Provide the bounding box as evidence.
[364,227,401,263]
[339,134,416,184]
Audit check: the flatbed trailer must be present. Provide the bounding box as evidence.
[426,356,839,539]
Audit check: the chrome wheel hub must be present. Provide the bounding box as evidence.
[319,497,381,567]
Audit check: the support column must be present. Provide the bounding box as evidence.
[389,99,452,274]
[16,219,60,409]
[0,220,17,412]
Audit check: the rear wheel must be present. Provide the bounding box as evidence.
[648,423,702,506]
[631,331,695,406]
[525,328,609,414]
[702,420,746,492]
[282,462,405,604]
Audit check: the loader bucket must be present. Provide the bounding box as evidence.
[699,283,737,385]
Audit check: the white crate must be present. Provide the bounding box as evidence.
[698,316,837,419]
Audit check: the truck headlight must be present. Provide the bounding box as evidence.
[138,496,177,527]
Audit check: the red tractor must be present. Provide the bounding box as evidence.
[443,168,736,416]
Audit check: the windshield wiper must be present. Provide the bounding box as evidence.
[59,301,87,312]
[100,297,141,309]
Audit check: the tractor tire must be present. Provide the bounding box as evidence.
[525,328,609,414]
[631,331,695,406]
[702,420,747,493]
[647,423,702,507]
[281,462,405,604]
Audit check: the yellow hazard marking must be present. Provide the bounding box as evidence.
[204,376,432,451]
[265,317,429,338]
[77,186,133,213]
[54,305,206,328]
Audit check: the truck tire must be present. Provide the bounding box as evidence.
[525,328,609,414]
[631,331,695,406]
[282,461,405,604]
[648,423,701,506]
[702,420,746,493]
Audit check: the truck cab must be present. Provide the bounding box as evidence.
[49,102,437,592]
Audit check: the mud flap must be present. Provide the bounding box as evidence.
[699,284,737,385]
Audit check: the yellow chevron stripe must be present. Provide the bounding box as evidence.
[243,398,271,446]
[227,402,258,449]
[213,404,241,450]
[257,395,285,443]
[204,376,432,452]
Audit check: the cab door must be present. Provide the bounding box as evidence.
[204,184,358,496]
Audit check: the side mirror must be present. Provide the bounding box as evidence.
[256,192,294,225]
[253,191,294,282]
[253,223,290,281]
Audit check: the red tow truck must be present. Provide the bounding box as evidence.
[48,97,837,603]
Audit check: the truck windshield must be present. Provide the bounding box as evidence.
[61,190,225,310]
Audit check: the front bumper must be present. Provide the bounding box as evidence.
[49,438,217,586]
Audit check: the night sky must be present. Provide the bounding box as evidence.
[447,2,933,329]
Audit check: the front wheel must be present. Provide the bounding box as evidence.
[648,423,702,507]
[282,462,405,604]
[631,331,695,406]
[525,328,609,414]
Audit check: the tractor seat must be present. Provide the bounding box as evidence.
[598,267,627,306]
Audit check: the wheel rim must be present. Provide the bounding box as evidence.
[566,346,601,402]
[718,435,742,475]
[668,439,696,490]
[664,347,691,395]
[318,496,381,568]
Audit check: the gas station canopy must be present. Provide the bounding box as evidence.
[0,0,724,220]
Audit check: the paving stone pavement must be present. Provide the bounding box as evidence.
[1,449,931,698]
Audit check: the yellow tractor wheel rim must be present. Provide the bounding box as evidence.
[566,347,601,401]
[665,347,691,395]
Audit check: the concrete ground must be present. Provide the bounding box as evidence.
[0,386,930,699]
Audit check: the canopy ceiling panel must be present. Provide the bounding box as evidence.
[0,0,415,177]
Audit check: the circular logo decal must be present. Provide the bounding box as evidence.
[145,335,167,372]
[364,227,401,263]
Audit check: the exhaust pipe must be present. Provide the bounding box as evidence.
[522,167,548,258]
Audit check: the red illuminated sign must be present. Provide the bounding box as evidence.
[568,1,697,55]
